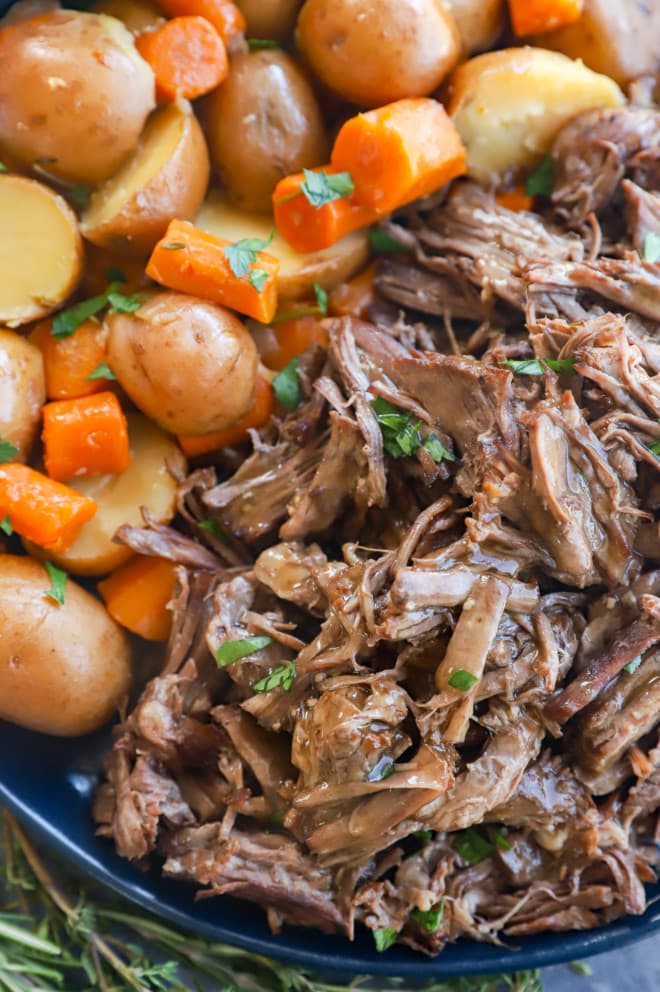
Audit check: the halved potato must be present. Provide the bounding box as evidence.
[25,413,186,576]
[440,0,504,54]
[81,101,210,255]
[196,190,370,302]
[91,0,164,35]
[0,175,83,327]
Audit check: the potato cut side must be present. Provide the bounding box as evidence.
[447,47,625,185]
[0,176,82,327]
[81,100,209,254]
[196,190,370,302]
[25,413,186,575]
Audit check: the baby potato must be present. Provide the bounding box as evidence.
[0,11,155,185]
[1,0,60,26]
[106,292,258,435]
[25,413,185,575]
[81,101,210,255]
[0,554,131,736]
[204,49,328,212]
[446,47,625,185]
[196,190,370,301]
[296,0,460,108]
[91,0,164,35]
[440,0,504,54]
[0,175,83,327]
[238,0,302,41]
[0,330,46,461]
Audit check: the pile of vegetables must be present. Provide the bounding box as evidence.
[0,0,654,738]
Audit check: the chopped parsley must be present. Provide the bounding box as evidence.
[300,168,354,208]
[372,928,397,952]
[68,184,90,208]
[367,756,396,782]
[624,656,643,675]
[52,282,142,339]
[313,281,328,316]
[224,232,274,280]
[525,155,554,197]
[412,829,433,844]
[104,267,126,284]
[160,241,187,251]
[0,514,12,536]
[569,962,593,977]
[106,290,142,314]
[452,828,494,866]
[448,669,478,692]
[369,228,411,255]
[272,357,301,410]
[489,826,511,851]
[500,357,576,375]
[248,268,269,292]
[215,636,272,668]
[649,440,660,456]
[247,38,279,49]
[252,661,296,694]
[643,232,660,265]
[0,438,19,463]
[86,362,116,381]
[371,397,455,463]
[0,162,7,173]
[44,562,67,606]
[197,518,225,539]
[411,902,444,933]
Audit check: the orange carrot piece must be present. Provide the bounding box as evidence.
[99,555,178,641]
[178,373,274,454]
[494,187,535,212]
[29,318,111,400]
[0,463,97,551]
[136,16,228,101]
[154,0,245,44]
[147,219,280,323]
[508,0,583,36]
[273,167,379,253]
[42,392,131,482]
[328,261,377,320]
[257,317,329,372]
[331,98,466,214]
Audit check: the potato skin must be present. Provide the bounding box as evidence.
[238,0,302,41]
[91,0,164,35]
[0,555,132,736]
[0,330,45,461]
[0,11,155,185]
[106,292,259,435]
[204,50,328,212]
[81,101,210,255]
[296,0,460,108]
[440,0,504,54]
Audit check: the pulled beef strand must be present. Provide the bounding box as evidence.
[96,103,659,957]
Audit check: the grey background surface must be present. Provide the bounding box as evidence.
[542,934,659,991]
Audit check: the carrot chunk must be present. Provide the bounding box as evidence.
[494,187,535,212]
[147,219,280,323]
[256,317,329,372]
[98,555,178,641]
[508,0,583,36]
[0,463,97,551]
[30,318,111,400]
[328,261,377,320]
[136,16,228,101]
[178,373,274,454]
[154,0,245,45]
[42,392,131,482]
[273,168,379,253]
[331,98,466,214]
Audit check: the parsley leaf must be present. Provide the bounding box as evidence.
[301,168,354,208]
[86,362,116,381]
[372,928,397,952]
[273,356,301,409]
[412,829,433,844]
[44,561,67,606]
[489,826,511,851]
[0,514,12,536]
[452,828,494,865]
[313,281,328,316]
[643,232,660,265]
[106,290,142,314]
[500,357,576,375]
[649,440,660,456]
[422,434,456,463]
[52,293,110,339]
[215,636,272,668]
[569,962,593,977]
[0,162,7,173]
[197,518,225,540]
[104,267,126,283]
[248,268,269,292]
[252,661,296,693]
[247,38,279,49]
[371,397,455,464]
[369,228,411,255]
[68,184,90,207]
[411,902,444,933]
[624,656,643,675]
[367,756,396,782]
[224,233,274,279]
[448,669,478,692]
[525,155,554,197]
[0,437,19,463]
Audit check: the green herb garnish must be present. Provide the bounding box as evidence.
[197,518,225,539]
[301,168,354,208]
[44,562,67,606]
[248,268,269,292]
[569,962,593,977]
[0,514,13,536]
[369,228,411,254]
[372,928,397,952]
[52,282,142,339]
[0,162,8,173]
[0,437,19,463]
[252,661,296,693]
[371,397,454,463]
[160,241,187,251]
[500,357,576,375]
[272,356,301,410]
[643,232,660,265]
[247,38,279,49]
[411,902,444,933]
[422,434,456,463]
[489,826,511,851]
[86,362,116,381]
[412,828,433,844]
[448,669,478,692]
[368,756,396,782]
[452,828,494,865]
[106,290,142,314]
[649,440,660,456]
[224,232,274,279]
[215,636,272,668]
[104,266,127,283]
[68,184,90,207]
[313,281,328,316]
[525,155,554,197]
[624,656,643,675]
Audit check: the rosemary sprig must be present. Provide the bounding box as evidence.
[0,812,543,992]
